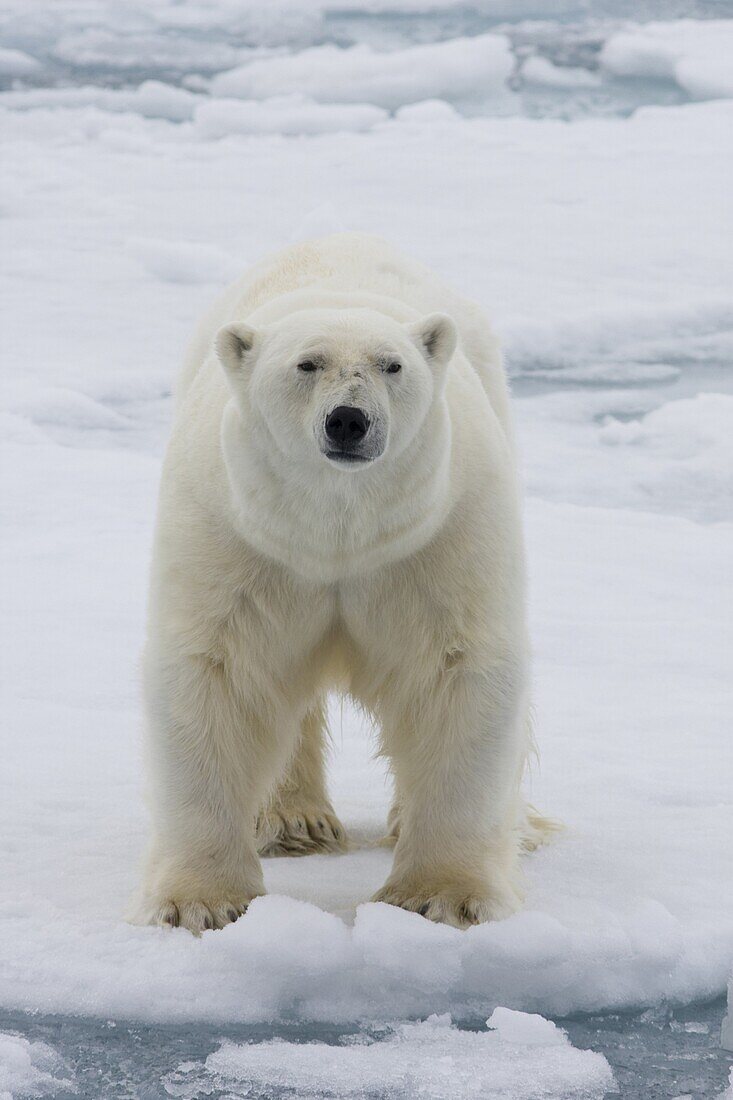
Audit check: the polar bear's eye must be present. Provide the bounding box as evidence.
[297,360,318,372]
[385,362,402,374]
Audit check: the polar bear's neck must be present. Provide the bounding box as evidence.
[222,402,453,584]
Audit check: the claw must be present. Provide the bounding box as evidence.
[160,902,179,928]
[256,807,347,858]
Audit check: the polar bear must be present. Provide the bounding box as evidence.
[140,232,551,934]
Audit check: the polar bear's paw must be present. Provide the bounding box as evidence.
[256,805,347,858]
[372,873,522,929]
[154,897,250,934]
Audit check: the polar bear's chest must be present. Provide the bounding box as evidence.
[229,479,450,584]
[225,461,450,585]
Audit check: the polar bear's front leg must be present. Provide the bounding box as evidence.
[373,653,528,928]
[141,652,296,934]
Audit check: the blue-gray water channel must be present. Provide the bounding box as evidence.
[1,997,729,1098]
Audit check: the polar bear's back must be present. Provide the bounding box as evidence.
[179,233,510,431]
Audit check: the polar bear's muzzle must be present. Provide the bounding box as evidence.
[322,404,385,466]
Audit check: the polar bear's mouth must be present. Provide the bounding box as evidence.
[325,450,373,465]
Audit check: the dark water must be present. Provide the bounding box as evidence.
[562,999,731,1099]
[1,997,729,1099]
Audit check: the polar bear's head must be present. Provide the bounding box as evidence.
[215,308,456,472]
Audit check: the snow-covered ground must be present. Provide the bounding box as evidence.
[1,2,732,1095]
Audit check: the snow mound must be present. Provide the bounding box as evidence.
[126,237,241,285]
[599,394,733,522]
[9,387,130,433]
[0,1033,75,1100]
[162,1012,614,1100]
[600,20,733,102]
[210,34,514,109]
[194,95,387,138]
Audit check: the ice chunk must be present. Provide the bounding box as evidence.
[486,1006,567,1045]
[600,21,733,102]
[0,81,201,122]
[194,95,386,138]
[49,26,243,75]
[521,56,601,89]
[0,47,41,77]
[163,1013,614,1100]
[723,972,733,1052]
[125,81,201,122]
[210,35,514,109]
[0,1033,75,1099]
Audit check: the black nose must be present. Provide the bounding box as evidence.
[325,406,369,445]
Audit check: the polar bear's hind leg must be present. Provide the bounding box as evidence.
[256,700,346,857]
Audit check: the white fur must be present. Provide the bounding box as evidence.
[138,233,550,933]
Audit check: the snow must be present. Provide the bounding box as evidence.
[0,1034,75,1100]
[162,1012,614,1099]
[601,20,733,102]
[193,95,387,138]
[0,0,732,1066]
[1,434,731,1024]
[0,85,389,135]
[125,237,241,285]
[209,35,515,110]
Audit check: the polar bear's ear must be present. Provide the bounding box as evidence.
[215,323,259,386]
[408,313,457,372]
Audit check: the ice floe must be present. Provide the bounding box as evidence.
[162,1012,614,1099]
[601,20,733,102]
